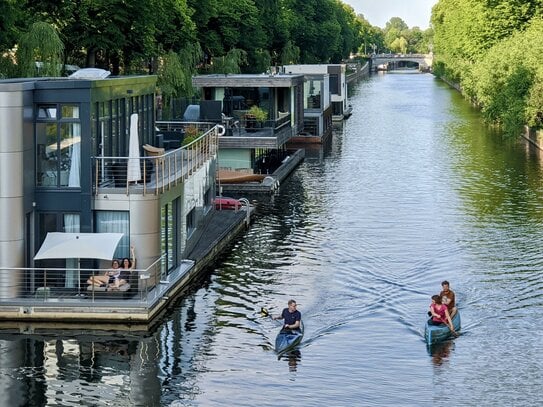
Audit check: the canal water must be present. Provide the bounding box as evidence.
[2,72,543,406]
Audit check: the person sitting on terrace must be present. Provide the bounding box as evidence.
[87,259,121,288]
[109,246,136,290]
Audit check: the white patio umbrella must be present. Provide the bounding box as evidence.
[34,232,124,260]
[127,113,142,183]
[34,232,124,294]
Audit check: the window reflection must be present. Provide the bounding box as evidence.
[61,105,79,119]
[38,105,57,119]
[36,104,81,188]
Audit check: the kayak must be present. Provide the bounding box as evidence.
[275,322,304,354]
[424,311,461,345]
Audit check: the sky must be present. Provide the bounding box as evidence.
[344,0,438,29]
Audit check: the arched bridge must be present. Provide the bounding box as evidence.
[370,54,433,71]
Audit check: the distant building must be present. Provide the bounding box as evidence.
[192,73,305,192]
[281,64,352,121]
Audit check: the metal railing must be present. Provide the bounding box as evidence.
[0,257,164,304]
[93,125,219,195]
[155,120,215,134]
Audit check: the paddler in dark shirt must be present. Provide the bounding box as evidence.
[273,299,301,331]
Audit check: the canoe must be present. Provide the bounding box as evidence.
[424,311,461,345]
[275,322,304,354]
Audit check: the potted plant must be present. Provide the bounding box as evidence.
[245,105,268,131]
[182,125,202,147]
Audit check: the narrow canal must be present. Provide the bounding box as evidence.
[2,72,543,406]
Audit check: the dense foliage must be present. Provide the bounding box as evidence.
[432,0,543,134]
[0,0,432,100]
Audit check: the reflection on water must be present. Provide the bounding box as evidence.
[428,341,455,366]
[279,349,302,373]
[2,73,543,406]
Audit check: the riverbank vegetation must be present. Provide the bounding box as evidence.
[0,1,431,106]
[432,0,543,136]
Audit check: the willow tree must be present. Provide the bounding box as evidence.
[158,43,203,103]
[209,48,248,74]
[280,40,300,65]
[16,22,64,77]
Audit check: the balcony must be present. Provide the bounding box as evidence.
[0,258,195,321]
[216,112,293,149]
[93,123,219,196]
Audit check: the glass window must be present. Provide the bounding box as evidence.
[95,211,129,259]
[36,122,59,187]
[37,212,81,282]
[60,123,81,187]
[305,79,322,109]
[61,105,79,119]
[329,74,339,95]
[63,213,80,288]
[36,104,81,188]
[38,105,57,119]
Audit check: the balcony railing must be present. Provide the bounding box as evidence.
[93,124,219,195]
[0,258,164,304]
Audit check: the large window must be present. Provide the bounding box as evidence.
[95,211,129,259]
[92,94,154,160]
[36,104,81,188]
[304,79,322,109]
[36,212,80,288]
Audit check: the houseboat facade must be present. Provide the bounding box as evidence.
[282,64,352,121]
[192,73,306,194]
[285,72,333,144]
[0,72,242,323]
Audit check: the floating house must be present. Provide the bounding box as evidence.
[191,73,306,194]
[0,70,240,323]
[282,64,352,121]
[285,72,333,144]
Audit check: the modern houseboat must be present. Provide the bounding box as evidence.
[282,64,352,121]
[191,73,306,194]
[0,70,249,323]
[286,72,333,144]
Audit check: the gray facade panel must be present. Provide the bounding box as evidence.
[0,152,23,198]
[0,106,23,153]
[0,268,22,298]
[0,197,23,242]
[0,89,24,108]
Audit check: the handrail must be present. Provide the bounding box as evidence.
[238,198,251,226]
[93,125,219,196]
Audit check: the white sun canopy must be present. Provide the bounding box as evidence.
[34,232,124,260]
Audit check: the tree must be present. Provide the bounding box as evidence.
[383,17,409,52]
[280,40,300,65]
[208,48,248,74]
[0,0,28,77]
[24,0,197,74]
[157,42,203,104]
[16,22,64,77]
[470,18,543,134]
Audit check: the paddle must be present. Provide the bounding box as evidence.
[262,307,288,328]
[260,307,270,318]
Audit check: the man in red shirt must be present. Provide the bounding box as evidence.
[440,280,457,317]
